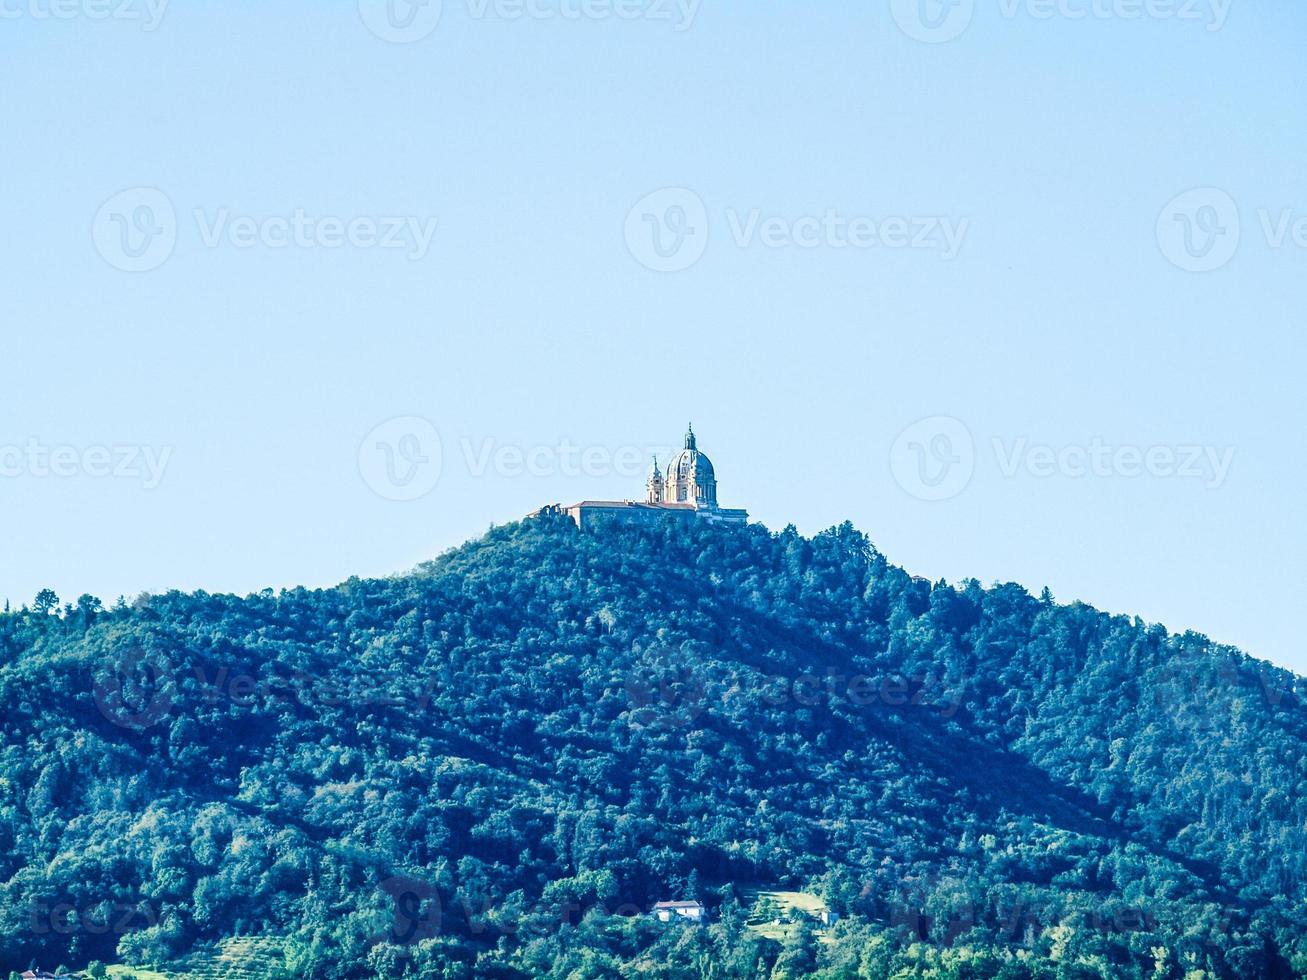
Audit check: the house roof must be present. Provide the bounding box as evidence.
[653,900,704,909]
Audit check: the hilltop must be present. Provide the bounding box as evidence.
[1,515,1304,978]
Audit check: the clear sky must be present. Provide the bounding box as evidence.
[2,1,1304,671]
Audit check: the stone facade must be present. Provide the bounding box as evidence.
[533,425,748,529]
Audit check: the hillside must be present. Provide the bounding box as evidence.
[1,515,1305,978]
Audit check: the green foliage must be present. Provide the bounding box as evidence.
[0,515,1304,978]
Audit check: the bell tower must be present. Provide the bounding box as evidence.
[646,457,663,504]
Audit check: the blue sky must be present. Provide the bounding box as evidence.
[2,1,1304,671]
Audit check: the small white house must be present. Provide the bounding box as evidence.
[653,900,706,922]
[819,909,840,927]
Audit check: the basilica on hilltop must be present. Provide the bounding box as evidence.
[534,425,748,529]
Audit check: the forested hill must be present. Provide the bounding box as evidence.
[2,514,1306,979]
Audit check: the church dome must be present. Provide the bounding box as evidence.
[666,447,714,482]
[662,425,718,511]
[668,424,715,483]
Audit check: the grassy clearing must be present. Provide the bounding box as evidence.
[172,937,287,980]
[105,936,287,980]
[106,967,176,980]
[741,889,834,943]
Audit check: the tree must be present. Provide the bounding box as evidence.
[33,589,59,615]
[771,918,819,978]
[686,868,704,902]
[75,594,103,623]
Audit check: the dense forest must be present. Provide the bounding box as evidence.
[1,515,1305,978]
